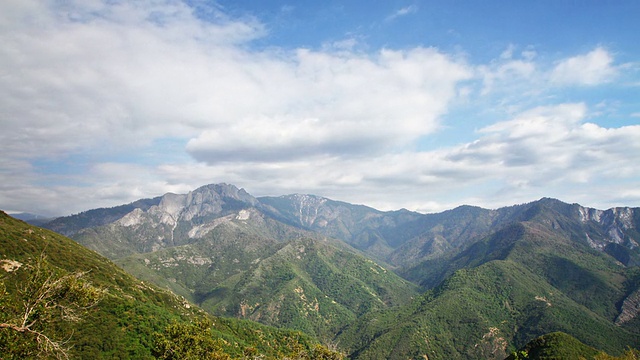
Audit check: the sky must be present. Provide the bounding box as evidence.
[1,0,640,216]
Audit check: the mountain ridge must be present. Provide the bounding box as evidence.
[41,183,640,265]
[26,182,640,358]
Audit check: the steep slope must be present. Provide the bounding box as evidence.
[45,196,161,236]
[64,184,262,258]
[259,195,519,267]
[1,211,197,358]
[386,198,640,271]
[401,198,640,288]
[0,211,339,359]
[116,220,285,301]
[46,186,640,273]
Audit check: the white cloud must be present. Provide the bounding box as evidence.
[435,103,640,206]
[0,0,470,165]
[550,47,618,86]
[480,46,624,98]
[478,58,536,95]
[387,5,418,21]
[157,103,640,213]
[3,102,638,215]
[499,44,516,60]
[0,0,267,159]
[186,47,472,163]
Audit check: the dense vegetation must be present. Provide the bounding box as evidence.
[117,225,418,341]
[504,332,600,359]
[337,259,639,359]
[505,332,640,360]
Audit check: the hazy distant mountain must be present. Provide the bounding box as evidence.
[45,196,162,236]
[39,183,640,358]
[400,198,640,289]
[8,212,56,226]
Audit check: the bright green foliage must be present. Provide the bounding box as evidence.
[203,236,417,340]
[307,343,345,360]
[354,208,640,359]
[506,332,640,360]
[22,194,640,358]
[0,211,199,358]
[153,319,230,360]
[504,332,600,360]
[153,318,345,360]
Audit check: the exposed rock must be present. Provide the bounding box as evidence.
[0,259,22,272]
[616,288,640,325]
[578,205,639,250]
[117,208,145,227]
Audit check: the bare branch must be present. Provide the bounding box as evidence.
[1,254,104,359]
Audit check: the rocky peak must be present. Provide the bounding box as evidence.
[158,193,187,218]
[576,205,639,251]
[116,208,146,227]
[151,183,260,223]
[577,205,636,230]
[578,206,604,223]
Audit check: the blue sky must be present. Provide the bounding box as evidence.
[1,0,639,216]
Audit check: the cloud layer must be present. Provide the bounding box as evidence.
[0,0,638,216]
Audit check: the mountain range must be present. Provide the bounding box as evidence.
[34,183,640,358]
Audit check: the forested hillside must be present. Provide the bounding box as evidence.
[0,211,342,359]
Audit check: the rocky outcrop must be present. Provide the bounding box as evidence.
[578,205,639,252]
[616,288,640,325]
